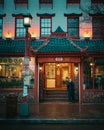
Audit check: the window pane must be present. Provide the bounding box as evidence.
[67,18,79,37]
[68,18,79,27]
[41,18,51,37]
[68,28,78,36]
[83,58,93,89]
[16,18,25,37]
[0,19,2,37]
[92,17,104,38]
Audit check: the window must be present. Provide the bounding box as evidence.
[66,0,80,8]
[83,58,104,90]
[39,0,53,8]
[0,57,34,89]
[92,17,104,39]
[15,18,26,38]
[0,0,4,9]
[0,18,3,38]
[14,0,28,9]
[91,0,104,4]
[67,17,79,38]
[40,17,52,37]
[66,0,80,4]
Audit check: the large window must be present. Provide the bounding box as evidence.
[92,17,104,38]
[40,17,52,37]
[15,18,26,38]
[83,58,104,90]
[67,17,79,38]
[0,57,34,89]
[0,18,3,38]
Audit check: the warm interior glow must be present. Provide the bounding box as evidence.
[5,31,12,38]
[80,22,92,38]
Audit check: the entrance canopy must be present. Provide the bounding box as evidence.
[0,27,104,56]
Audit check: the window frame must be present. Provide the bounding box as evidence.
[15,16,26,39]
[92,16,104,39]
[39,0,53,9]
[67,16,79,39]
[0,0,4,9]
[66,0,80,8]
[14,0,28,9]
[0,17,3,39]
[40,16,52,38]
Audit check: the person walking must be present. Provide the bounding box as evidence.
[66,77,75,102]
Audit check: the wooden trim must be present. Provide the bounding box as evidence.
[38,57,81,63]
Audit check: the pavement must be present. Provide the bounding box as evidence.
[0,102,104,124]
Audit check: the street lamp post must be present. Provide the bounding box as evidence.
[20,14,32,116]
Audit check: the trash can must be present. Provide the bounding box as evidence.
[6,93,18,117]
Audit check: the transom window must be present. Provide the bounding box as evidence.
[15,18,26,38]
[67,17,79,38]
[40,17,52,37]
[92,17,104,38]
[0,18,3,38]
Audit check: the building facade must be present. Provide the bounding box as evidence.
[0,0,104,104]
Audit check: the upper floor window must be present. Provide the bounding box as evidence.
[92,17,104,39]
[14,0,28,9]
[67,16,79,38]
[66,0,80,8]
[15,18,26,38]
[91,0,104,4]
[40,17,52,37]
[39,0,53,8]
[0,18,3,38]
[0,0,4,9]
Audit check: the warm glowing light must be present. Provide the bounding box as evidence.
[0,65,2,70]
[39,67,42,71]
[5,31,12,38]
[90,62,94,66]
[24,17,32,27]
[80,22,92,38]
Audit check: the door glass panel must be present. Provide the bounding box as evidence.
[45,63,55,88]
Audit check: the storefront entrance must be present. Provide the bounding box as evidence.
[39,62,79,102]
[45,63,74,89]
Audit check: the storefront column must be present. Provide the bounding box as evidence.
[79,60,84,104]
[34,61,39,103]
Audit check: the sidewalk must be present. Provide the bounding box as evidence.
[0,102,104,124]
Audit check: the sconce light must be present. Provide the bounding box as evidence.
[57,63,60,67]
[75,67,78,71]
[39,67,42,71]
[90,62,94,67]
[0,65,2,70]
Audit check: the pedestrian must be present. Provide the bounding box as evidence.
[66,77,75,102]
